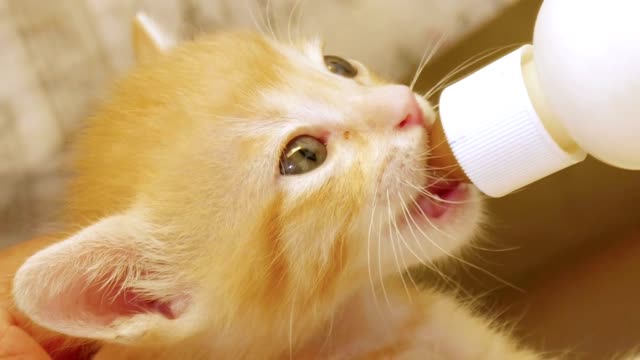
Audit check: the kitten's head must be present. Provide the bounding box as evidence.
[13,14,482,349]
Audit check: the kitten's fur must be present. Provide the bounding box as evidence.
[0,14,636,360]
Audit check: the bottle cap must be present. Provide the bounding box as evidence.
[438,46,587,198]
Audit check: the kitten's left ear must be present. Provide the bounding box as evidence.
[132,12,175,64]
[12,211,200,345]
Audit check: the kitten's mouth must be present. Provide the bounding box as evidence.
[410,180,469,220]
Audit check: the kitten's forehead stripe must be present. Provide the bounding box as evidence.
[280,165,366,300]
[260,192,288,297]
[313,215,351,299]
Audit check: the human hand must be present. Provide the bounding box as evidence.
[0,307,51,360]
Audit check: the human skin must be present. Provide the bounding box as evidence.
[0,307,51,360]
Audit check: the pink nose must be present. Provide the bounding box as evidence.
[361,85,426,131]
[396,95,425,130]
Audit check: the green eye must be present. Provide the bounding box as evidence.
[324,55,358,78]
[279,136,327,175]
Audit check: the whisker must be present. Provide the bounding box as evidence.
[402,180,462,242]
[398,194,472,297]
[287,0,304,46]
[386,191,411,302]
[318,312,335,354]
[419,164,462,171]
[409,33,447,91]
[467,243,521,253]
[265,0,278,40]
[409,196,523,292]
[424,43,524,100]
[402,179,481,205]
[391,193,420,299]
[424,45,512,99]
[425,44,523,100]
[377,211,392,310]
[424,133,455,155]
[246,0,268,36]
[288,292,295,360]
[367,181,382,313]
[294,0,307,41]
[409,45,431,92]
[391,194,424,293]
[413,150,459,161]
[407,166,468,183]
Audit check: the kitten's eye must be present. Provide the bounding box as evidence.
[279,136,327,175]
[324,55,358,78]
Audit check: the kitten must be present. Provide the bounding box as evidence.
[0,13,633,360]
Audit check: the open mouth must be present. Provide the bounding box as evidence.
[411,180,469,220]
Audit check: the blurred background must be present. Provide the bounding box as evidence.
[1,0,639,358]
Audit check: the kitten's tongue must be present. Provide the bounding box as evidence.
[415,180,464,219]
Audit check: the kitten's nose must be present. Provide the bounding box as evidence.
[362,85,426,131]
[396,96,425,130]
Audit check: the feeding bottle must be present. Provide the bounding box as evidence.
[431,0,640,197]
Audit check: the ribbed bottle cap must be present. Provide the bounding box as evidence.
[439,46,587,198]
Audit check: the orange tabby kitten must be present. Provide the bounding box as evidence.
[1,14,633,360]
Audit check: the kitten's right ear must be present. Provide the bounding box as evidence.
[12,211,201,345]
[132,12,175,64]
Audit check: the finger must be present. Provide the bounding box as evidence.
[0,308,51,360]
[0,308,12,325]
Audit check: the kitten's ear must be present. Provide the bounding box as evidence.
[13,212,199,344]
[132,12,175,64]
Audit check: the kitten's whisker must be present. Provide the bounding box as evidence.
[417,166,457,185]
[424,43,524,100]
[399,194,469,294]
[425,136,455,153]
[414,150,458,160]
[409,45,432,92]
[288,292,296,360]
[402,180,462,238]
[424,45,516,100]
[421,164,461,171]
[318,312,335,354]
[409,196,524,292]
[409,34,447,91]
[398,193,438,264]
[265,0,278,40]
[287,0,304,46]
[377,210,392,311]
[392,194,424,292]
[245,0,277,40]
[424,46,509,100]
[366,181,382,314]
[414,153,459,162]
[386,191,411,302]
[406,166,467,183]
[391,193,420,299]
[402,179,480,205]
[246,0,268,37]
[466,243,521,253]
[295,0,307,42]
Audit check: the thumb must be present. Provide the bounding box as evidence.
[0,308,51,360]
